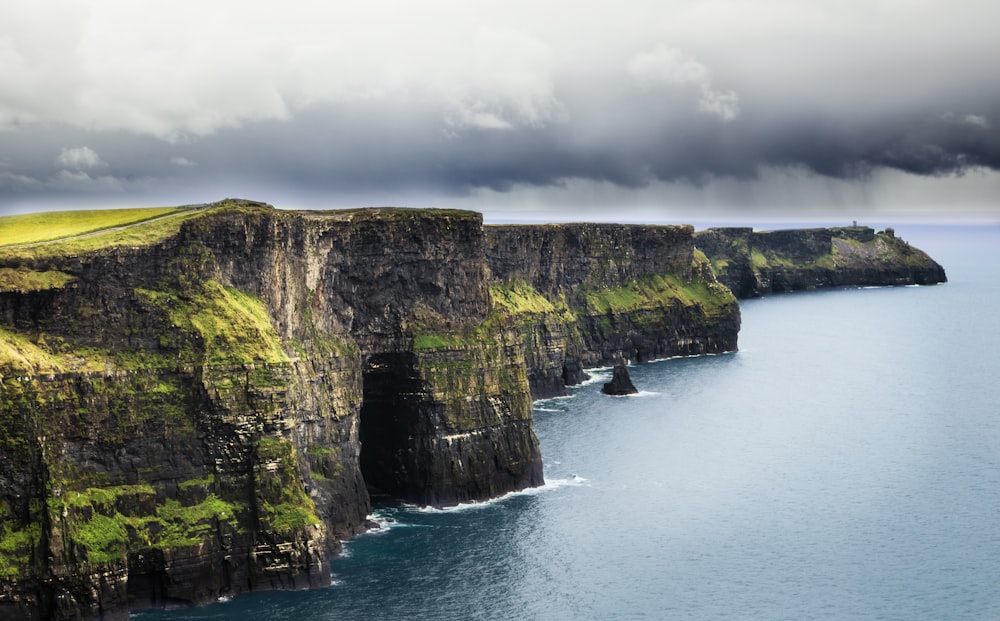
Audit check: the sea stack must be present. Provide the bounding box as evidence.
[602,363,638,395]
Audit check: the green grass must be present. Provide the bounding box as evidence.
[0,268,76,293]
[2,277,292,374]
[177,474,215,491]
[55,482,246,560]
[0,326,68,376]
[413,333,468,351]
[137,280,289,365]
[0,207,208,261]
[154,495,245,547]
[750,249,770,270]
[266,502,321,532]
[256,438,322,533]
[0,522,41,577]
[0,207,184,246]
[580,272,735,315]
[74,514,127,564]
[489,281,557,315]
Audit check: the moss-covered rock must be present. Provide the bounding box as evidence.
[0,200,759,619]
[695,226,947,298]
[485,223,741,398]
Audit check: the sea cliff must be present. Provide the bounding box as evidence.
[485,224,740,398]
[0,200,740,619]
[694,226,947,298]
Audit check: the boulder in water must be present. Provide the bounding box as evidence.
[602,363,638,395]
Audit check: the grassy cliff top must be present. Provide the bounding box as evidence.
[0,205,210,261]
[0,206,195,246]
[0,202,486,262]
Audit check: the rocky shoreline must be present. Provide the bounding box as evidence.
[0,201,944,620]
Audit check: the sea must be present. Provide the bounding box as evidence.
[135,224,1000,621]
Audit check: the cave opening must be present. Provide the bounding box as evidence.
[358,352,421,503]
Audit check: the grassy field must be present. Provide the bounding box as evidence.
[0,207,212,261]
[0,207,187,246]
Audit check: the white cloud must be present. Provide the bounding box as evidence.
[51,169,123,192]
[2,0,997,139]
[698,88,741,122]
[446,101,514,131]
[627,45,710,87]
[57,146,105,169]
[627,45,740,122]
[0,0,999,219]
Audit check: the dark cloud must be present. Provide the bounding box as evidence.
[1,1,998,219]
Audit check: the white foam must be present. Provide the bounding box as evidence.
[643,350,736,364]
[576,368,611,386]
[410,476,589,514]
[604,389,660,399]
[356,510,426,535]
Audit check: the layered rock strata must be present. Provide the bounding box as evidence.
[485,224,741,398]
[694,226,947,298]
[0,201,744,619]
[0,202,545,619]
[0,203,950,620]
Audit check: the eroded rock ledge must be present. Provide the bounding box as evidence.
[0,201,740,620]
[694,226,947,298]
[0,204,945,619]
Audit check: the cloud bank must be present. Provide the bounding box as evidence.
[1,0,998,220]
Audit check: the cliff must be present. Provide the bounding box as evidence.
[485,224,740,398]
[694,226,947,298]
[0,200,740,619]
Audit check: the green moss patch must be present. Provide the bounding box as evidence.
[138,280,289,365]
[579,272,735,316]
[255,438,321,534]
[0,327,67,377]
[57,482,246,562]
[0,268,76,293]
[154,495,245,547]
[489,281,557,315]
[0,522,41,577]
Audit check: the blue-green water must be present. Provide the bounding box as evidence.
[136,225,1000,620]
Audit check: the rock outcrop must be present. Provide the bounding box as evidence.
[0,201,743,619]
[602,364,638,396]
[694,226,947,298]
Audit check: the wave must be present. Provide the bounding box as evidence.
[355,508,430,536]
[409,476,589,514]
[575,368,612,386]
[605,390,660,398]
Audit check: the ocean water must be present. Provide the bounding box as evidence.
[135,224,1000,621]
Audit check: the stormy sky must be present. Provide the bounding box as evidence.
[2,0,998,222]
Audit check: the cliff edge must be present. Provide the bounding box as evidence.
[695,226,947,298]
[0,200,741,619]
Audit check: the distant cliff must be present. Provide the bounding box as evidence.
[485,224,740,398]
[0,201,740,620]
[694,226,947,298]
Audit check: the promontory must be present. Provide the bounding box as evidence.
[0,200,944,620]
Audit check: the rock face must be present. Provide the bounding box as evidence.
[486,223,741,399]
[0,201,746,619]
[0,203,533,619]
[602,364,638,396]
[694,226,947,298]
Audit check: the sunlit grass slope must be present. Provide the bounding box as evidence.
[0,207,186,246]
